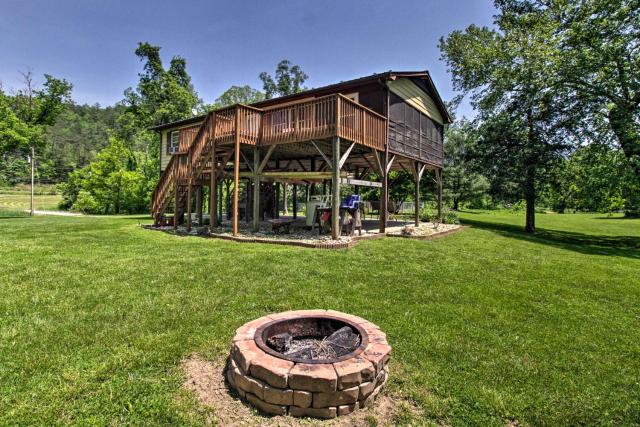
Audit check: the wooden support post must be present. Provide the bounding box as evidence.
[293,184,298,219]
[245,179,251,223]
[252,147,260,231]
[414,162,421,227]
[233,109,240,236]
[186,179,193,232]
[173,183,178,230]
[331,136,341,240]
[210,157,218,230]
[196,186,203,225]
[380,149,388,233]
[310,157,316,195]
[437,168,443,221]
[275,183,280,218]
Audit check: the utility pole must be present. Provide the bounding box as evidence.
[30,145,35,216]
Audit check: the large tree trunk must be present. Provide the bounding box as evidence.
[524,108,537,233]
[524,165,536,233]
[608,107,640,217]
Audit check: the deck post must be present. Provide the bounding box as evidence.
[173,182,178,230]
[380,149,388,233]
[293,184,298,219]
[275,183,280,218]
[310,157,316,196]
[218,179,223,222]
[414,162,421,226]
[437,168,443,221]
[196,186,203,226]
[245,179,251,224]
[252,146,260,231]
[331,136,341,239]
[210,163,218,231]
[233,108,240,237]
[186,179,193,232]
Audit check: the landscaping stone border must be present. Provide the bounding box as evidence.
[144,223,464,249]
[227,310,391,419]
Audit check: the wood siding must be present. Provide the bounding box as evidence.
[160,123,204,172]
[388,78,444,124]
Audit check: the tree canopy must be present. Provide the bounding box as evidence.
[259,60,308,99]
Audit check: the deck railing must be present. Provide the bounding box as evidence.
[208,94,386,150]
[261,95,337,145]
[151,152,187,220]
[336,94,386,151]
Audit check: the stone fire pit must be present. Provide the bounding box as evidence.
[226,310,391,419]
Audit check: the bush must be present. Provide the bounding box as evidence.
[72,190,100,214]
[419,205,459,224]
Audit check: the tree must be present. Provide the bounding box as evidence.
[0,86,33,156]
[119,42,202,153]
[9,71,72,152]
[443,120,489,210]
[259,60,308,99]
[59,137,150,214]
[546,143,633,213]
[212,85,264,109]
[0,72,72,190]
[538,0,640,216]
[440,2,573,232]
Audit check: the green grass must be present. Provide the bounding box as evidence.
[0,191,62,216]
[1,211,639,425]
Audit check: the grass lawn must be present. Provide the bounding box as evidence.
[0,191,62,217]
[1,211,639,425]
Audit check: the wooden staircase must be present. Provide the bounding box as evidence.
[151,111,217,226]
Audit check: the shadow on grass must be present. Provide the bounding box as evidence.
[594,216,638,220]
[461,218,640,259]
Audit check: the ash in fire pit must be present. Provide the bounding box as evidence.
[256,315,367,364]
[267,326,361,361]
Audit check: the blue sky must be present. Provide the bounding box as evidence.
[0,0,495,118]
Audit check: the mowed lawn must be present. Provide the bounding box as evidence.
[0,192,62,216]
[1,211,639,425]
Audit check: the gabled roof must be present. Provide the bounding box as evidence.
[150,70,452,131]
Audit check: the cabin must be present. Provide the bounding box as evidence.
[150,70,452,239]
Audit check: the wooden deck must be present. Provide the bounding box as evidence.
[152,95,388,224]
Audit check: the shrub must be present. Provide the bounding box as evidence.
[419,205,459,224]
[72,190,100,214]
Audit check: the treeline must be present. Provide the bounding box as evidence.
[442,120,635,215]
[0,103,123,185]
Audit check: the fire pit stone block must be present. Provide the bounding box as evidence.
[334,356,375,389]
[289,405,337,419]
[263,385,294,406]
[293,390,313,408]
[312,385,359,408]
[249,353,294,388]
[289,363,337,392]
[232,339,261,373]
[362,342,392,373]
[246,392,287,416]
[338,402,359,416]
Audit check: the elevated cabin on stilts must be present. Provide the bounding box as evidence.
[150,70,452,239]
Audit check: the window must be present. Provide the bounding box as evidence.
[168,130,179,154]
